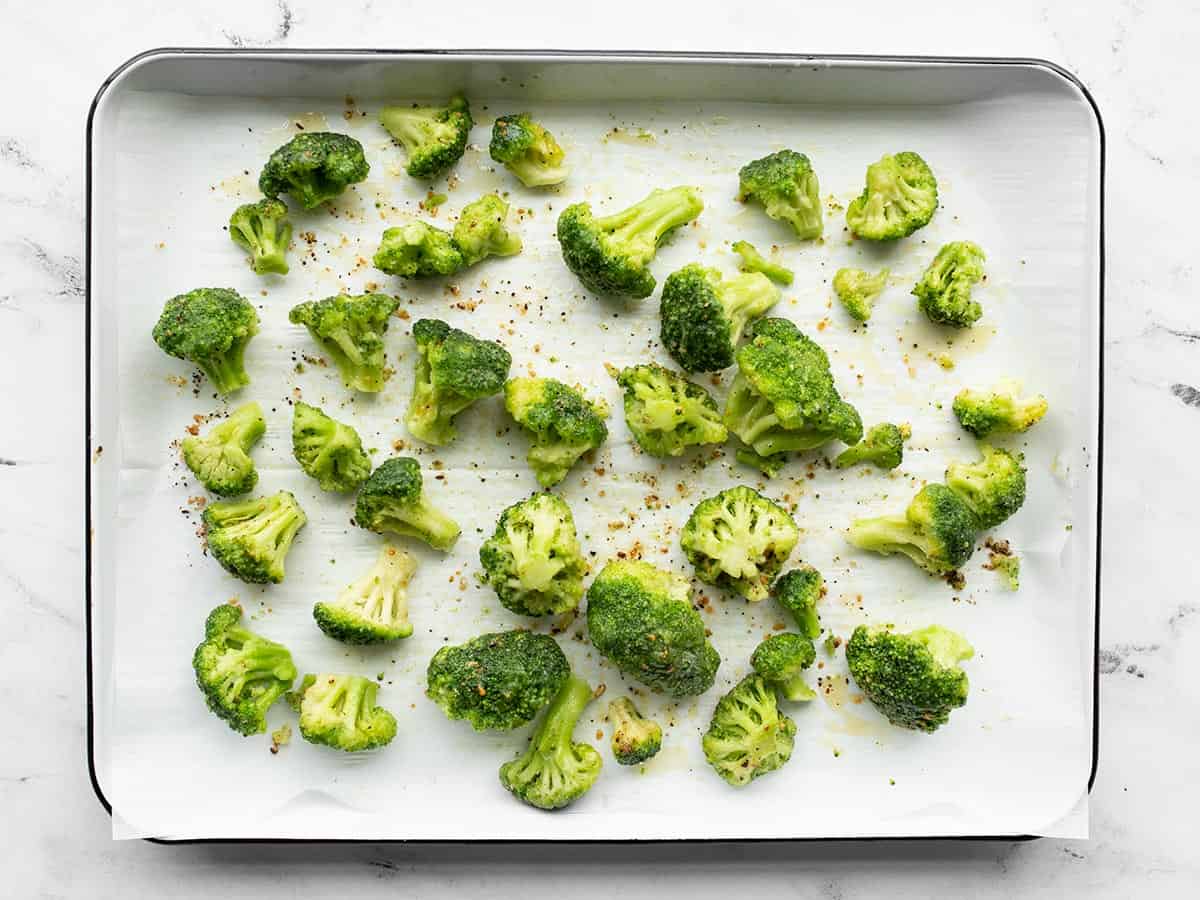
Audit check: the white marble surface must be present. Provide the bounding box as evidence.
[1,0,1197,895]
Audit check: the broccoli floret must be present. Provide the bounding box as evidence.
[834,422,905,470]
[613,363,728,457]
[203,491,307,584]
[288,293,401,393]
[406,318,512,445]
[556,186,704,298]
[180,402,265,497]
[735,445,788,478]
[845,624,973,732]
[426,629,570,731]
[489,113,568,187]
[452,193,523,266]
[292,402,371,493]
[913,241,987,327]
[772,565,823,639]
[479,493,586,617]
[723,317,862,456]
[607,697,663,766]
[313,544,417,644]
[499,676,602,810]
[845,151,938,241]
[504,377,609,488]
[731,240,793,285]
[846,483,979,576]
[952,378,1049,438]
[680,485,799,602]
[586,559,721,697]
[833,267,889,322]
[192,603,296,736]
[988,552,1021,590]
[258,132,369,209]
[737,150,822,240]
[152,288,259,395]
[944,445,1027,528]
[293,673,397,752]
[229,198,292,275]
[354,457,461,551]
[379,95,472,179]
[701,675,797,787]
[373,221,466,278]
[659,264,781,373]
[751,633,817,702]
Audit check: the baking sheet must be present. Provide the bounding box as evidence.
[88,53,1101,841]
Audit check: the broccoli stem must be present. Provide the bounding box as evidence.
[199,341,251,395]
[600,187,701,255]
[779,674,816,702]
[530,675,592,754]
[408,494,461,550]
[721,273,780,344]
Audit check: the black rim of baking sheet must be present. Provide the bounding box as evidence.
[84,47,1105,846]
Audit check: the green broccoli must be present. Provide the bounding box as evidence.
[478,493,586,617]
[772,565,823,639]
[192,602,296,736]
[986,549,1021,590]
[203,491,306,584]
[913,241,987,328]
[723,317,862,456]
[751,633,817,701]
[845,624,973,732]
[291,402,371,493]
[426,629,570,731]
[379,95,472,179]
[585,559,721,697]
[228,198,291,275]
[607,697,663,766]
[313,544,417,644]
[613,363,728,457]
[406,318,512,445]
[504,377,609,488]
[354,457,461,551]
[834,422,905,470]
[659,264,781,373]
[373,221,466,278]
[489,113,568,187]
[737,150,822,239]
[680,485,799,602]
[452,193,523,266]
[952,378,1049,438]
[556,185,704,298]
[731,240,793,285]
[180,402,265,497]
[499,676,602,810]
[735,444,788,478]
[846,483,979,576]
[152,288,259,395]
[944,445,1027,529]
[288,293,401,393]
[701,675,797,787]
[833,266,889,322]
[292,673,397,751]
[258,132,369,209]
[845,151,938,241]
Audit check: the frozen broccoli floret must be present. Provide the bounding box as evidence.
[737,150,822,239]
[181,402,265,497]
[258,132,369,209]
[378,95,472,179]
[735,444,788,479]
[772,565,823,639]
[913,241,987,328]
[373,221,466,279]
[945,445,1027,528]
[288,293,401,393]
[152,288,259,395]
[607,697,663,766]
[203,491,307,585]
[489,113,568,187]
[731,240,793,285]
[845,151,938,240]
[613,363,728,457]
[846,483,979,576]
[229,198,291,275]
[293,673,397,752]
[354,457,461,551]
[986,549,1021,590]
[751,633,817,702]
[291,402,371,493]
[702,675,797,787]
[952,378,1049,438]
[834,422,905,471]
[504,377,609,488]
[313,544,417,644]
[833,267,889,322]
[452,193,523,266]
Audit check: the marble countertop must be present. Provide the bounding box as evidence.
[2,0,1197,895]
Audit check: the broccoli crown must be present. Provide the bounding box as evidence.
[192,603,296,736]
[607,696,663,766]
[452,193,524,266]
[181,401,265,497]
[426,629,570,731]
[152,288,259,395]
[913,241,987,328]
[499,676,603,810]
[585,559,721,697]
[354,456,461,551]
[288,293,401,393]
[952,378,1049,438]
[614,363,728,457]
[737,150,823,239]
[944,445,1027,529]
[772,565,823,639]
[478,492,586,617]
[373,221,466,279]
[294,673,398,751]
[291,402,371,493]
[724,318,863,456]
[845,151,938,241]
[833,267,889,322]
[556,186,704,299]
[406,318,512,446]
[489,113,569,187]
[680,485,799,602]
[701,675,797,787]
[313,544,417,644]
[504,377,609,488]
[735,445,788,478]
[847,483,980,575]
[203,491,307,584]
[229,198,292,276]
[751,633,817,701]
[378,95,472,179]
[258,132,369,209]
[731,240,793,285]
[834,422,905,471]
[659,264,781,373]
[845,624,974,732]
